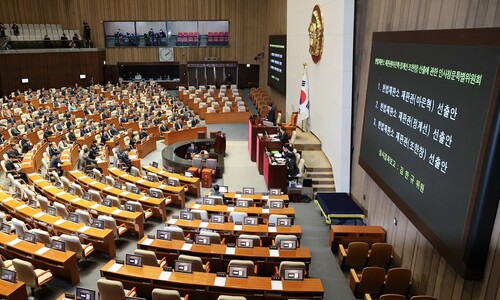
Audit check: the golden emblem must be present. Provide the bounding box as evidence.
[308,5,324,64]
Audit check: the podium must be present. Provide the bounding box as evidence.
[213,131,226,155]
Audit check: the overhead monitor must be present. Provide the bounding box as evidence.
[21,78,29,84]
[267,35,287,95]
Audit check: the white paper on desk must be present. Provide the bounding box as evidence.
[71,198,80,203]
[262,195,269,200]
[200,222,209,228]
[104,186,113,191]
[35,247,50,255]
[120,191,129,196]
[90,203,100,209]
[192,204,201,209]
[45,185,54,189]
[107,263,123,273]
[167,219,177,225]
[158,184,167,189]
[7,238,22,246]
[262,208,270,214]
[33,212,45,218]
[269,249,280,257]
[90,181,98,185]
[16,204,27,210]
[181,243,193,251]
[112,209,123,214]
[233,225,242,231]
[34,178,44,183]
[138,179,145,183]
[142,238,153,246]
[54,219,66,225]
[234,193,241,198]
[119,174,128,178]
[78,225,90,233]
[226,206,235,212]
[140,196,148,200]
[159,271,172,281]
[56,191,66,196]
[214,277,226,286]
[271,280,283,290]
[268,227,277,233]
[225,247,236,255]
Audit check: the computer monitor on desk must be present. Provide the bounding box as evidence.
[279,239,297,250]
[156,230,171,240]
[175,260,193,273]
[76,287,96,300]
[242,187,254,195]
[125,254,143,267]
[269,188,281,196]
[1,268,16,283]
[284,268,304,281]
[51,239,66,252]
[0,224,10,234]
[228,265,248,278]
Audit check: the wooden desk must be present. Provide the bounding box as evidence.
[0,280,28,300]
[247,118,277,162]
[68,170,171,222]
[143,164,201,197]
[187,203,295,220]
[136,136,157,158]
[204,111,251,124]
[100,260,324,300]
[20,142,48,175]
[256,136,282,174]
[48,131,66,145]
[329,225,386,250]
[220,192,290,207]
[108,167,186,208]
[105,132,132,154]
[163,126,207,146]
[0,195,116,258]
[28,173,145,238]
[0,232,80,284]
[137,236,311,276]
[167,218,302,246]
[76,130,98,148]
[263,149,288,192]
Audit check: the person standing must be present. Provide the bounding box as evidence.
[83,21,91,47]
[266,103,276,124]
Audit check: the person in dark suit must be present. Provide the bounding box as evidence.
[5,158,28,182]
[159,120,169,133]
[266,103,276,124]
[119,114,128,124]
[139,129,148,141]
[50,153,64,176]
[174,118,183,131]
[6,144,23,160]
[119,148,132,172]
[109,123,119,136]
[101,128,111,143]
[277,126,289,144]
[20,135,33,153]
[186,142,198,158]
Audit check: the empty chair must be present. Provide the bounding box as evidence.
[105,195,122,208]
[178,254,210,272]
[229,211,247,223]
[126,182,138,192]
[71,182,85,197]
[31,228,55,245]
[36,195,49,211]
[97,278,137,300]
[105,175,115,186]
[163,225,189,241]
[207,195,224,205]
[367,243,393,269]
[126,201,153,219]
[0,254,14,270]
[146,172,160,182]
[130,166,141,177]
[238,234,262,247]
[365,294,406,300]
[150,187,164,198]
[338,242,369,269]
[98,215,128,238]
[190,209,208,220]
[227,259,257,276]
[152,288,189,300]
[383,268,412,296]
[75,209,92,224]
[88,189,103,203]
[12,258,54,296]
[274,234,299,247]
[276,261,306,278]
[198,230,224,244]
[60,176,71,191]
[268,214,288,225]
[349,267,386,297]
[290,130,297,145]
[54,202,69,218]
[92,168,102,181]
[217,296,247,300]
[134,249,166,268]
[12,218,33,238]
[60,234,94,260]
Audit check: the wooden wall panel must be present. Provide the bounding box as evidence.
[352,0,500,299]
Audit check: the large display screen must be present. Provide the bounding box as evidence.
[359,29,500,279]
[103,20,229,48]
[267,35,287,95]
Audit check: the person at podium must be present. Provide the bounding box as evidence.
[266,103,276,124]
[186,142,198,159]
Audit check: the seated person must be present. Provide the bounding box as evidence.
[58,137,69,152]
[159,120,169,133]
[109,123,119,136]
[6,144,23,161]
[48,142,60,157]
[0,133,5,145]
[277,126,289,144]
[119,148,132,172]
[50,153,64,176]
[5,158,28,182]
[20,135,33,153]
[139,129,148,141]
[186,142,198,158]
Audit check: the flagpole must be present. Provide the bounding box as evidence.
[301,62,308,132]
